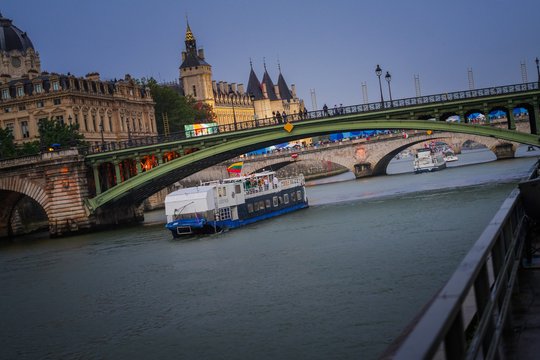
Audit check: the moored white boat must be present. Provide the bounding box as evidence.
[413,148,447,173]
[164,171,308,237]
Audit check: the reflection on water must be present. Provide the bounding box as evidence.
[0,153,538,360]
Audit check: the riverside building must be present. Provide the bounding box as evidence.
[0,13,158,147]
[178,22,305,126]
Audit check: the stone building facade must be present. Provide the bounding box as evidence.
[179,23,305,127]
[0,13,157,147]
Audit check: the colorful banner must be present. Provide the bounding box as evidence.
[184,123,219,138]
[227,161,243,174]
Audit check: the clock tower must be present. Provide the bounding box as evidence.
[179,22,214,106]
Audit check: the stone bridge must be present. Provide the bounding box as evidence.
[235,123,528,177]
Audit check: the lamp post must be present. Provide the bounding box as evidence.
[536,57,540,87]
[99,120,105,151]
[229,92,238,131]
[126,118,132,146]
[375,64,384,107]
[385,71,393,106]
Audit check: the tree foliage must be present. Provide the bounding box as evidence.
[142,78,215,134]
[37,118,86,150]
[0,127,17,158]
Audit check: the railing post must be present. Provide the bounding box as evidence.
[114,160,122,185]
[507,101,516,130]
[444,309,466,359]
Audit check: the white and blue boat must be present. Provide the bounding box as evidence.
[165,171,308,237]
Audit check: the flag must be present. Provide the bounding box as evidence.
[227,161,243,174]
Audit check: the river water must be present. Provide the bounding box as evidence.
[1,148,538,360]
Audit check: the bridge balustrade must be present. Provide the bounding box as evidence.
[83,81,538,156]
[390,163,538,359]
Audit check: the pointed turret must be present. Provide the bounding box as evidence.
[277,63,293,101]
[246,60,263,100]
[180,22,209,69]
[260,60,277,100]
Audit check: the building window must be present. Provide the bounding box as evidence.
[21,121,29,138]
[36,100,44,108]
[2,88,10,99]
[192,85,197,97]
[53,98,61,105]
[18,104,26,111]
[4,107,11,113]
[55,116,64,125]
[92,115,96,131]
[34,83,43,93]
[108,116,112,132]
[5,122,14,134]
[52,81,60,91]
[75,114,79,125]
[83,115,88,131]
[17,87,24,97]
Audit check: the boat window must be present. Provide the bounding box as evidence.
[218,186,227,197]
[278,196,283,205]
[265,199,271,208]
[297,190,302,200]
[219,207,231,220]
[247,203,253,213]
[235,184,241,194]
[254,202,259,211]
[291,192,296,201]
[284,194,289,204]
[259,201,265,210]
[273,196,278,207]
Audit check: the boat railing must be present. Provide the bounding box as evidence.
[388,183,529,359]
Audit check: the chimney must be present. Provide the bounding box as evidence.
[86,72,100,81]
[212,80,217,93]
[291,84,297,98]
[274,85,281,100]
[198,48,205,60]
[231,83,237,93]
[237,84,245,94]
[261,83,268,99]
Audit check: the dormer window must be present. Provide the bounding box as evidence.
[2,88,10,99]
[34,83,43,93]
[17,87,24,97]
[52,81,60,91]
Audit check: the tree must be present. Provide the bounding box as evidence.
[141,78,214,134]
[38,118,86,150]
[0,127,16,159]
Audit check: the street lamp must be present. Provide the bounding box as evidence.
[126,118,132,146]
[99,120,105,150]
[385,71,393,105]
[536,57,540,87]
[229,91,238,131]
[375,64,384,107]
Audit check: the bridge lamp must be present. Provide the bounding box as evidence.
[375,64,384,107]
[99,120,105,149]
[385,71,393,105]
[536,57,540,87]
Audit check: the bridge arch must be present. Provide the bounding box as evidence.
[0,178,50,237]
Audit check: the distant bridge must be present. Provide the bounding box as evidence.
[0,81,539,237]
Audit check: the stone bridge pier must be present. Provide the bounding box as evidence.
[0,150,142,238]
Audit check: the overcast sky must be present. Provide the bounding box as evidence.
[3,0,540,109]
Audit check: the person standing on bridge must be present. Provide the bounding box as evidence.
[276,111,282,124]
[323,104,329,117]
[282,111,287,123]
[303,107,308,119]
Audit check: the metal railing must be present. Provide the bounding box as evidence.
[84,81,539,155]
[389,164,537,359]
